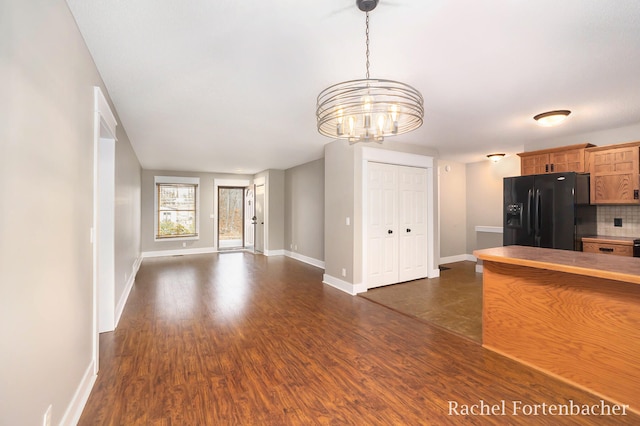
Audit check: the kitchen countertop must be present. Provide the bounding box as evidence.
[474,245,640,285]
[582,235,638,245]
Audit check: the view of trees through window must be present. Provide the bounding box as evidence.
[218,187,243,243]
[157,184,197,238]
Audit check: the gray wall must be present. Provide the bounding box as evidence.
[115,139,142,307]
[437,159,467,258]
[523,122,640,152]
[141,170,253,253]
[465,156,520,254]
[0,1,141,424]
[267,170,285,252]
[284,159,325,262]
[325,140,439,284]
[324,141,356,281]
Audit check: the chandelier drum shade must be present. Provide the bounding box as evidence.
[317,79,424,143]
[316,0,424,143]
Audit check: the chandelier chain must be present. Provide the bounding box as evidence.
[365,12,370,79]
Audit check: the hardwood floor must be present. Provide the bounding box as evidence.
[79,253,638,425]
[360,262,482,342]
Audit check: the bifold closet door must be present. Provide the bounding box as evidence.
[367,162,427,288]
[367,162,399,287]
[397,165,428,282]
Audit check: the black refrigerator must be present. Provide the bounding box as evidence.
[503,172,596,251]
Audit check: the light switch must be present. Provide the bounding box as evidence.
[346,217,350,226]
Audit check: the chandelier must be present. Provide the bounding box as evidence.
[316,0,424,144]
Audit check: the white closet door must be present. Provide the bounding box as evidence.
[398,166,428,282]
[367,162,399,287]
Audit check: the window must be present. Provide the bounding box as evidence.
[155,176,199,240]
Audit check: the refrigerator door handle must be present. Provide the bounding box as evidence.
[527,189,533,235]
[535,189,542,245]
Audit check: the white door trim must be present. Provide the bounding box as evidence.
[92,87,117,373]
[361,147,438,290]
[254,176,267,253]
[213,178,250,249]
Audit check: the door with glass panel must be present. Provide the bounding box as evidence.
[218,187,245,250]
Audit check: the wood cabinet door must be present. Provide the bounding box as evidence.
[589,146,640,204]
[550,148,585,173]
[521,153,549,175]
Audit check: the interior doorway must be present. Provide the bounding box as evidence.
[244,187,255,250]
[254,184,265,253]
[92,87,117,373]
[218,187,245,250]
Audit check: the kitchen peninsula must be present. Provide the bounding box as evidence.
[474,246,640,413]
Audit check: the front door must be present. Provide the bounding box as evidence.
[218,187,244,250]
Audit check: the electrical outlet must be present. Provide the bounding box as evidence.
[341,268,346,277]
[614,218,623,227]
[182,242,187,247]
[43,405,52,426]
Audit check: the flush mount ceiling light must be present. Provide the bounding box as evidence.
[533,110,571,127]
[316,0,424,144]
[487,153,506,163]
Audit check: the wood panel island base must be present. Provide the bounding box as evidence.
[474,246,640,414]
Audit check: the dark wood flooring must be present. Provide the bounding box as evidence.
[360,261,482,342]
[79,253,638,425]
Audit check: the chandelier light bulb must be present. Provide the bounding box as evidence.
[377,114,386,134]
[390,104,399,122]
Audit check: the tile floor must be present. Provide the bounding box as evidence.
[359,261,482,342]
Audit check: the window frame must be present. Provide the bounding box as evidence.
[154,176,200,242]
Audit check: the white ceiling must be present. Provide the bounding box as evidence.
[66,0,640,173]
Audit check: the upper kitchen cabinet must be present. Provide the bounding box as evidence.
[586,141,640,204]
[518,143,594,176]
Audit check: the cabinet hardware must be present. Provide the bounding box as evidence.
[406,228,411,233]
[599,247,614,252]
[387,230,393,234]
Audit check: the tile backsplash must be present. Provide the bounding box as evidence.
[597,206,640,237]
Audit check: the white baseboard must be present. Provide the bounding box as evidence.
[60,360,97,426]
[142,247,217,258]
[323,274,367,295]
[264,249,285,256]
[439,254,477,264]
[284,251,325,269]
[114,255,142,328]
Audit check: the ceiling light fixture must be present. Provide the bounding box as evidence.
[533,110,571,127]
[316,0,424,144]
[487,153,506,163]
